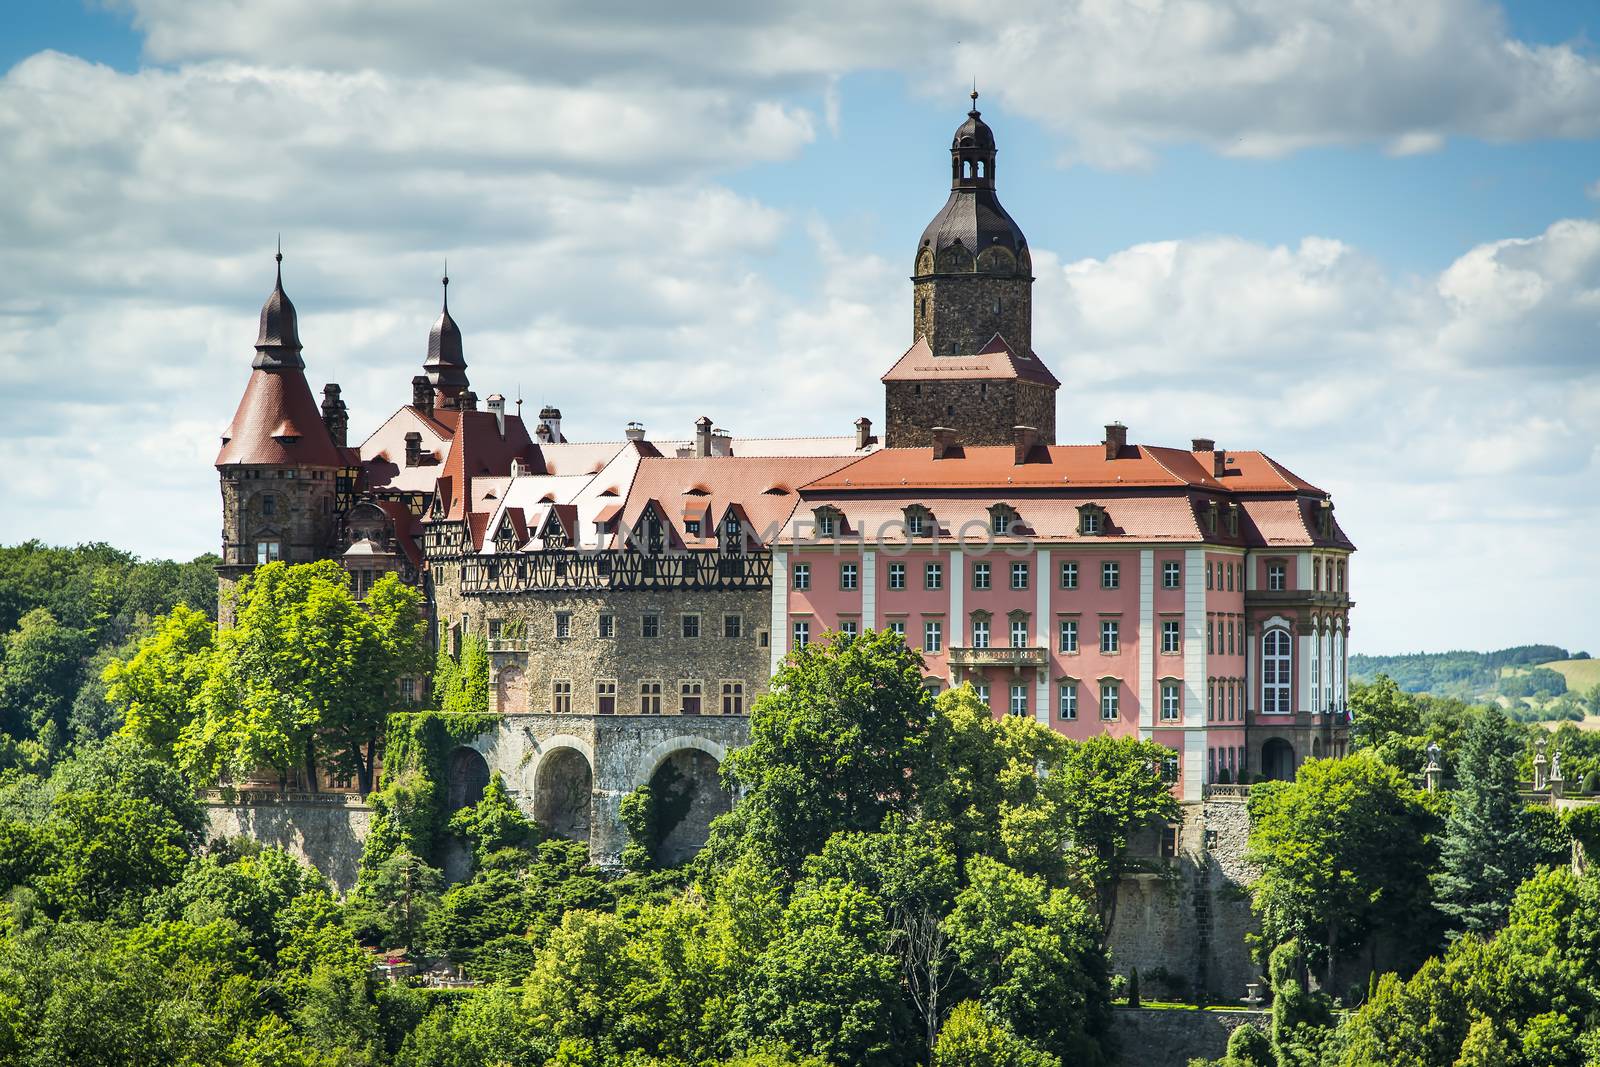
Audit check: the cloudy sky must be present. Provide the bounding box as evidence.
[2,1,1597,656]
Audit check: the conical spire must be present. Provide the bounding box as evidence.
[253,243,305,370]
[423,267,469,406]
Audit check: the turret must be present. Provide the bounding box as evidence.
[422,273,469,410]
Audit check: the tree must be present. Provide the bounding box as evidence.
[0,608,93,748]
[933,1001,1061,1067]
[945,857,1111,1065]
[1046,734,1180,944]
[180,561,426,792]
[1432,706,1543,936]
[1247,754,1437,989]
[366,849,443,952]
[1348,675,1419,751]
[104,604,215,762]
[717,629,934,874]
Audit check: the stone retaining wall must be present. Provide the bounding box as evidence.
[1112,1007,1267,1065]
[206,799,374,893]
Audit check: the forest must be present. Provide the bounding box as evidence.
[0,547,1598,1065]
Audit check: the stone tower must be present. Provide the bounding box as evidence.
[883,93,1059,448]
[215,252,343,625]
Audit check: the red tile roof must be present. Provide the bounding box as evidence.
[217,368,343,468]
[614,455,861,548]
[880,334,1059,387]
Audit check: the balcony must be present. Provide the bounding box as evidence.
[486,637,530,653]
[947,646,1048,672]
[1243,588,1353,610]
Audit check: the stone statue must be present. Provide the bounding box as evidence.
[1551,748,1563,781]
[1425,740,1442,769]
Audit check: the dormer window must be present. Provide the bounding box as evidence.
[813,506,843,538]
[1204,500,1219,535]
[1077,504,1107,537]
[989,504,1019,535]
[685,519,701,537]
[1225,502,1240,537]
[903,505,933,537]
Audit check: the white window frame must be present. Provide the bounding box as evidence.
[1058,683,1078,720]
[972,561,991,590]
[1161,681,1180,721]
[1261,628,1292,714]
[923,620,943,653]
[840,562,858,590]
[1060,561,1079,589]
[1009,684,1028,717]
[888,562,906,590]
[925,562,943,590]
[971,620,990,649]
[1162,560,1181,589]
[1100,620,1120,653]
[1102,561,1119,589]
[1010,619,1029,648]
[1161,620,1180,654]
[793,620,810,648]
[1100,682,1120,720]
[792,563,810,590]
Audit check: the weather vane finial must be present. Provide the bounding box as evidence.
[970,78,979,113]
[442,258,449,309]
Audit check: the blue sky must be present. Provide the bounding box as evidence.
[1,1,1597,655]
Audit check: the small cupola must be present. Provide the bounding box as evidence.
[951,89,998,190]
[423,271,469,408]
[253,246,304,370]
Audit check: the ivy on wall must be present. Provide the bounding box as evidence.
[617,761,694,871]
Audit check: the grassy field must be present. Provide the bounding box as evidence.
[1541,659,1600,692]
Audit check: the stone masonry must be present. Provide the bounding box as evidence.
[883,377,1056,449]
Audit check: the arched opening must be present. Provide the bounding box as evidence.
[647,749,732,866]
[446,747,490,811]
[1261,738,1296,781]
[533,748,592,842]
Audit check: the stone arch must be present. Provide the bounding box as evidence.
[446,746,491,811]
[1261,737,1296,782]
[633,737,733,866]
[532,745,593,843]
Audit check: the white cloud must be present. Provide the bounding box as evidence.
[116,0,1600,162]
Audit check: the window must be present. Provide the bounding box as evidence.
[925,563,943,590]
[596,680,616,715]
[840,620,858,638]
[723,614,742,639]
[722,681,744,715]
[1058,683,1078,720]
[889,620,906,638]
[1082,510,1101,535]
[1207,620,1215,654]
[1100,620,1120,653]
[1011,561,1029,590]
[1262,629,1292,713]
[1228,680,1237,720]
[975,682,990,705]
[400,678,417,704]
[1162,620,1180,654]
[793,621,810,648]
[1102,561,1120,589]
[888,562,906,590]
[599,613,615,638]
[993,510,1013,535]
[923,621,943,653]
[972,562,991,590]
[1161,681,1180,721]
[1100,682,1120,720]
[793,563,810,590]
[642,614,661,639]
[1268,563,1286,591]
[681,614,701,639]
[1060,561,1079,589]
[552,680,572,714]
[907,511,926,537]
[684,519,701,537]
[817,512,835,536]
[840,562,858,590]
[1208,680,1216,721]
[1163,560,1181,588]
[1010,619,1029,648]
[1059,619,1078,654]
[1226,564,1235,591]
[261,495,276,516]
[681,681,703,715]
[255,541,281,565]
[1009,684,1028,717]
[555,612,571,639]
[972,619,990,649]
[1313,559,1322,590]
[1337,561,1346,593]
[1227,619,1235,655]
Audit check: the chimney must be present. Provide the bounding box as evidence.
[459,390,479,412]
[539,405,562,443]
[1191,437,1214,453]
[694,416,712,458]
[932,426,960,460]
[487,394,506,437]
[1012,425,1040,465]
[1213,449,1226,478]
[411,375,434,416]
[625,421,646,442]
[1104,422,1127,461]
[404,431,422,467]
[854,416,873,451]
[711,427,732,457]
[320,383,348,447]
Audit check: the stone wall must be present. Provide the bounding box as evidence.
[912,274,1032,358]
[1111,1007,1267,1065]
[205,798,373,893]
[217,464,338,626]
[1106,798,1260,1002]
[884,378,1057,449]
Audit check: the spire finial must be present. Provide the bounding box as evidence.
[442,259,449,310]
[274,234,283,284]
[970,79,979,115]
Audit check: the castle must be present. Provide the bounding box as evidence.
[216,97,1353,875]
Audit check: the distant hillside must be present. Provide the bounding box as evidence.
[1349,646,1581,698]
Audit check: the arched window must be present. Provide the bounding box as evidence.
[1262,628,1292,714]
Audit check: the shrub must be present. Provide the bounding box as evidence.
[1127,967,1140,1008]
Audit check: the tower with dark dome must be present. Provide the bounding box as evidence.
[883,93,1058,448]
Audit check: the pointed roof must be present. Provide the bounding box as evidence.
[423,273,469,400]
[880,334,1059,387]
[253,249,304,370]
[218,255,340,468]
